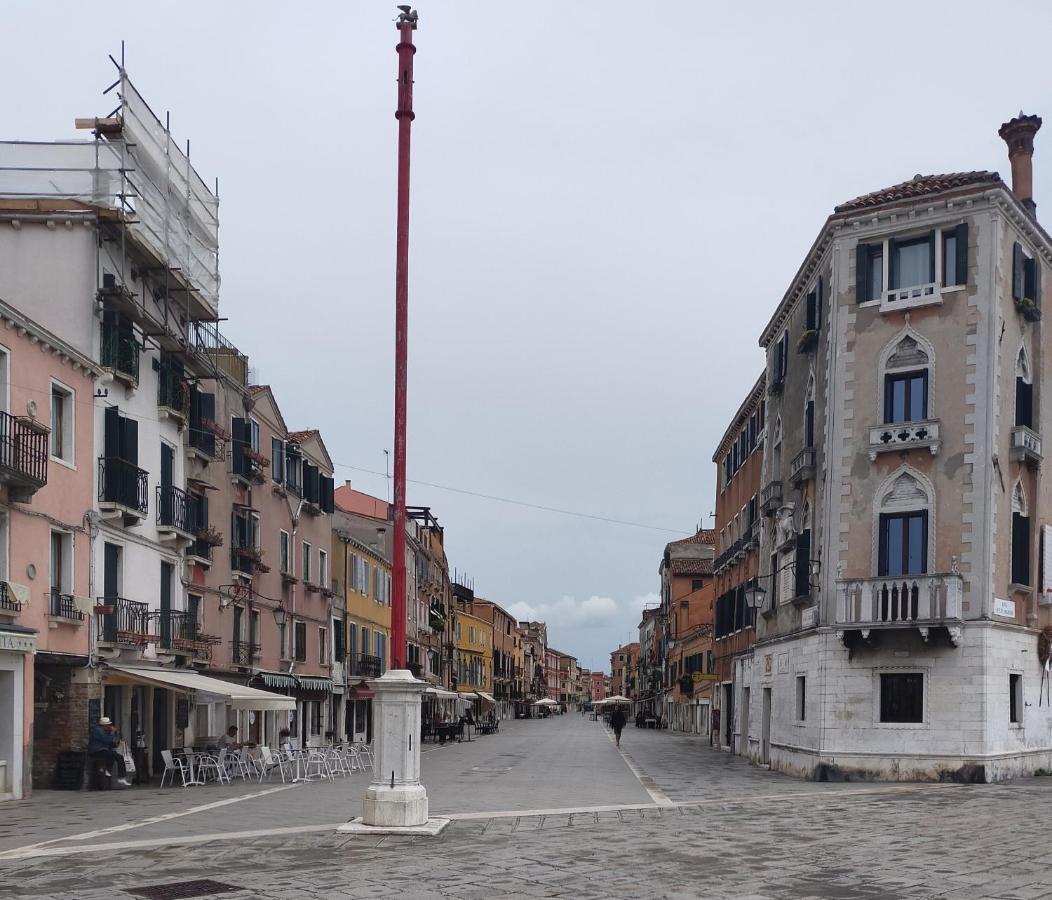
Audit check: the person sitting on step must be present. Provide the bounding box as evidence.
[88,717,131,787]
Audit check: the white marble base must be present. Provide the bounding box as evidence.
[362,783,428,827]
[336,816,451,836]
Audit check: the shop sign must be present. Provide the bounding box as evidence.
[693,673,719,682]
[993,598,1016,618]
[0,633,35,653]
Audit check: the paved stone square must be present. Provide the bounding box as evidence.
[2,714,1051,899]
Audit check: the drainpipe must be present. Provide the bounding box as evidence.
[287,497,305,743]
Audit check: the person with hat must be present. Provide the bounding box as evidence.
[88,717,131,787]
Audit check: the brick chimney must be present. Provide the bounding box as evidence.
[999,112,1042,215]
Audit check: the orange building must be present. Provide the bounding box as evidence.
[609,642,638,699]
[711,373,765,749]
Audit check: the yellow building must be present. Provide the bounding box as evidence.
[454,609,492,692]
[340,536,392,676]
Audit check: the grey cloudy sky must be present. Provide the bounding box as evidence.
[8,1,1051,672]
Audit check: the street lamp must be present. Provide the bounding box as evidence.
[744,581,767,615]
[272,602,288,628]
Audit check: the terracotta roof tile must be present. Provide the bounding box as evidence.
[835,171,1000,213]
[248,384,269,395]
[669,529,716,547]
[670,558,713,576]
[287,429,320,443]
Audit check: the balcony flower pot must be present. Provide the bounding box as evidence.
[1016,298,1042,322]
[94,605,114,616]
[254,561,271,574]
[195,525,224,548]
[796,328,819,353]
[281,571,298,586]
[202,418,232,441]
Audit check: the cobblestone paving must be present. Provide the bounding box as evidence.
[4,717,1052,899]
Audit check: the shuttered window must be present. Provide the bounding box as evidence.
[1012,511,1031,586]
[794,529,811,599]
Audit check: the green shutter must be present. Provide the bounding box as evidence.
[1013,242,1024,301]
[856,243,870,303]
[954,223,968,285]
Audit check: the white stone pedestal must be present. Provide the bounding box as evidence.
[337,669,449,836]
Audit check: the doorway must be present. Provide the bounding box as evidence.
[761,687,772,765]
[741,687,751,757]
[722,683,733,748]
[152,688,169,774]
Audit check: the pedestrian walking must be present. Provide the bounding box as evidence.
[609,705,627,748]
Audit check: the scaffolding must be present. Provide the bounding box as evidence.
[0,56,246,386]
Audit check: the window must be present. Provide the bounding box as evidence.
[1013,241,1042,309]
[890,235,935,291]
[319,627,327,664]
[943,223,968,286]
[856,242,883,303]
[879,673,923,723]
[375,632,386,672]
[691,579,705,592]
[1010,673,1022,724]
[279,531,290,574]
[294,621,307,662]
[1016,348,1034,429]
[1012,482,1030,587]
[333,618,345,662]
[795,676,806,722]
[318,550,328,591]
[884,371,928,424]
[804,276,823,333]
[271,437,284,482]
[794,529,812,598]
[302,541,312,583]
[310,700,322,736]
[50,382,74,463]
[279,622,288,659]
[249,418,261,454]
[50,530,72,600]
[771,331,788,387]
[878,511,928,577]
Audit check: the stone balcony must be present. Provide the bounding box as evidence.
[867,419,940,460]
[760,481,782,515]
[1010,425,1042,466]
[789,448,815,486]
[836,572,963,645]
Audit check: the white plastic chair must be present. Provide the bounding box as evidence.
[354,742,374,770]
[160,750,191,788]
[195,751,228,785]
[256,746,286,783]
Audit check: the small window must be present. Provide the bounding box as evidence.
[1009,673,1022,724]
[319,549,328,591]
[884,371,928,424]
[294,621,307,662]
[880,672,923,723]
[692,579,705,592]
[1012,510,1031,587]
[279,531,290,574]
[271,437,284,482]
[319,627,327,664]
[856,242,884,302]
[302,541,312,583]
[249,418,261,454]
[50,382,74,463]
[942,224,968,286]
[795,675,806,722]
[890,235,934,290]
[878,511,927,577]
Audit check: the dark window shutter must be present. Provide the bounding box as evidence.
[104,405,121,458]
[805,400,815,448]
[121,415,138,465]
[795,529,811,598]
[189,386,201,428]
[199,393,216,457]
[320,475,335,513]
[878,514,889,577]
[927,231,936,282]
[805,289,816,331]
[1013,513,1031,586]
[856,243,870,303]
[1013,242,1024,301]
[1016,378,1033,428]
[782,332,789,377]
[815,275,823,330]
[231,417,247,475]
[199,494,209,531]
[888,238,898,290]
[1034,258,1043,307]
[955,223,968,285]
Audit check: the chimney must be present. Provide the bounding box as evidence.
[999,112,1042,215]
[344,479,352,490]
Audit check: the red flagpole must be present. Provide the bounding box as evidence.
[391,7,417,671]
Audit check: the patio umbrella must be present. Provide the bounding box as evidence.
[601,695,631,704]
[534,698,559,707]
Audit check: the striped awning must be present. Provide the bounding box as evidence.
[297,676,333,692]
[256,672,298,690]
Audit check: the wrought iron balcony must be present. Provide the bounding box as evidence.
[157,367,190,421]
[0,410,48,502]
[232,640,260,666]
[98,457,149,520]
[836,573,963,645]
[48,590,84,622]
[0,582,21,615]
[1010,425,1042,465]
[157,484,195,538]
[353,653,383,678]
[760,480,783,515]
[789,447,816,485]
[100,322,140,385]
[96,596,152,644]
[867,419,940,460]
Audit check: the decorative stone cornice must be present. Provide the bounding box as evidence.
[0,297,103,378]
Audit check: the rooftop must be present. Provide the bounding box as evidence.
[834,171,1001,214]
[670,558,714,576]
[668,529,716,547]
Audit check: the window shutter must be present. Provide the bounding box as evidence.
[781,332,789,378]
[954,223,968,285]
[805,289,816,331]
[1013,242,1025,301]
[104,405,121,458]
[805,400,815,448]
[888,238,898,290]
[927,231,936,282]
[189,386,201,428]
[231,417,247,475]
[121,415,138,465]
[815,275,823,330]
[856,244,870,303]
[1034,257,1042,308]
[1013,513,1031,586]
[199,393,216,457]
[1016,378,1033,429]
[320,475,335,513]
[794,529,811,598]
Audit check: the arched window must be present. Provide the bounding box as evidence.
[880,328,934,425]
[804,374,815,449]
[875,467,933,577]
[1015,346,1034,429]
[1011,479,1031,586]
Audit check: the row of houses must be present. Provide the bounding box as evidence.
[612,111,1052,781]
[0,69,587,800]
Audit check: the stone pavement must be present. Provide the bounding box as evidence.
[3,714,1052,899]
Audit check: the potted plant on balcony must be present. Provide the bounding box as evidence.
[1016,297,1042,322]
[281,570,298,586]
[195,524,224,548]
[202,418,231,441]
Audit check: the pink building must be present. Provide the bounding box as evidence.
[590,670,608,702]
[0,299,101,799]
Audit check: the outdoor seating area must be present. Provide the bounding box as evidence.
[158,742,374,788]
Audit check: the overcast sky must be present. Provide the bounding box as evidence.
[8,1,1051,672]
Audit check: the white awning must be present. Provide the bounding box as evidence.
[424,687,460,700]
[475,691,497,705]
[107,664,296,711]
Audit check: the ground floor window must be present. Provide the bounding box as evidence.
[1010,673,1022,724]
[795,675,806,722]
[879,672,923,723]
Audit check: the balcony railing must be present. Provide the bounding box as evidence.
[760,480,782,514]
[0,582,21,614]
[232,640,261,666]
[1010,425,1042,465]
[96,596,152,644]
[157,484,195,534]
[48,590,84,621]
[789,447,816,485]
[836,573,963,644]
[352,653,383,678]
[0,410,48,501]
[867,419,940,460]
[98,457,149,518]
[157,367,191,420]
[188,538,214,564]
[100,323,140,385]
